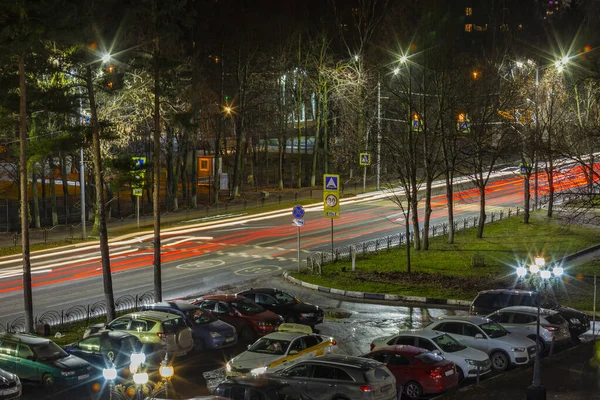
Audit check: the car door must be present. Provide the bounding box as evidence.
[461,323,490,353]
[280,362,311,396]
[16,344,40,382]
[215,301,240,328]
[0,340,17,374]
[255,293,280,316]
[510,313,537,336]
[387,352,414,388]
[70,336,102,367]
[306,365,351,400]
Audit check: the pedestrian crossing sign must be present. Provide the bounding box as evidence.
[359,153,371,166]
[323,174,340,219]
[411,114,423,132]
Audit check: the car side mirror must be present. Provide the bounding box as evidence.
[432,349,441,355]
[475,334,484,339]
[247,345,252,349]
[288,350,299,355]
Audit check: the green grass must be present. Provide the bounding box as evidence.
[294,212,600,310]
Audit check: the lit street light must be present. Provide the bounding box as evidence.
[159,354,175,399]
[102,363,117,400]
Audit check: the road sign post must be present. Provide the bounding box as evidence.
[292,206,305,272]
[323,174,340,257]
[132,157,146,229]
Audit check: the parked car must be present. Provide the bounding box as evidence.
[0,332,91,389]
[361,345,458,399]
[424,316,537,371]
[141,301,237,351]
[63,331,142,379]
[268,354,397,400]
[226,323,336,378]
[0,367,21,399]
[193,295,283,341]
[486,306,571,354]
[214,376,312,400]
[470,289,590,341]
[369,330,491,382]
[237,288,324,327]
[95,310,193,363]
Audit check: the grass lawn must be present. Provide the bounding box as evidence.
[294,212,600,310]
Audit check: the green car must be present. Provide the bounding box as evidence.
[0,332,92,388]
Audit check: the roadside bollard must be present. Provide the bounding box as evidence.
[549,337,555,357]
[476,364,481,386]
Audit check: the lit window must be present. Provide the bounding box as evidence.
[518,24,523,29]
[465,24,473,32]
[474,25,483,31]
[465,7,472,16]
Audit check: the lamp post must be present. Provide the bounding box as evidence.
[518,256,563,400]
[133,371,149,400]
[159,353,175,399]
[102,363,117,400]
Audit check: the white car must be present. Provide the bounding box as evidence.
[226,323,337,377]
[486,306,571,353]
[369,330,491,381]
[424,316,537,371]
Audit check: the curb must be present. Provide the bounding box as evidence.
[282,272,472,307]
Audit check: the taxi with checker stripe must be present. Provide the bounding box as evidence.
[225,323,336,378]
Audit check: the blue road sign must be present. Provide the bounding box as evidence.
[293,205,305,219]
[325,175,339,190]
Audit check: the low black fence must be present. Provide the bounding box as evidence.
[0,291,155,333]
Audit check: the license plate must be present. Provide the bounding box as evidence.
[444,370,454,376]
[226,337,235,342]
[0,387,19,395]
[78,374,89,381]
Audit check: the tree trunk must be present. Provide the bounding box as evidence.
[153,37,162,302]
[523,174,531,224]
[547,159,554,218]
[49,156,58,226]
[19,55,34,333]
[86,65,116,322]
[445,174,454,244]
[410,182,421,250]
[232,117,244,198]
[477,185,486,238]
[404,208,411,274]
[32,162,40,228]
[422,180,432,250]
[60,154,69,224]
[311,99,321,187]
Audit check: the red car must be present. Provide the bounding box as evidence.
[362,345,458,399]
[193,294,283,341]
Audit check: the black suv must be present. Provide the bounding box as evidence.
[470,289,590,341]
[236,288,324,327]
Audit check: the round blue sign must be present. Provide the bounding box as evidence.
[292,205,305,219]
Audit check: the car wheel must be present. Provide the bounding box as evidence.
[490,351,509,371]
[42,373,55,389]
[193,338,206,352]
[240,326,255,342]
[285,316,296,323]
[404,381,423,399]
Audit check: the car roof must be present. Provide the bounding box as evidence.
[144,301,199,312]
[260,331,309,341]
[304,354,383,370]
[123,310,183,322]
[237,288,285,295]
[374,345,427,356]
[497,306,558,316]
[436,315,492,324]
[199,294,243,301]
[0,332,51,345]
[477,289,536,296]
[87,330,138,340]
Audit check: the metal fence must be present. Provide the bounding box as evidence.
[305,198,551,275]
[0,291,155,334]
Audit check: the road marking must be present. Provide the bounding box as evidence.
[234,266,282,276]
[176,260,225,270]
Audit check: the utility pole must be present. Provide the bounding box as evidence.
[377,79,381,191]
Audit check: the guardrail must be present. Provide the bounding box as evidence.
[0,291,155,333]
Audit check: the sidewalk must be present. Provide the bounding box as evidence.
[441,339,600,400]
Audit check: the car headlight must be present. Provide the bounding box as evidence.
[300,313,314,318]
[251,366,268,376]
[225,362,232,372]
[570,318,581,325]
[12,374,20,383]
[210,331,222,338]
[61,370,76,376]
[465,359,477,365]
[511,347,526,352]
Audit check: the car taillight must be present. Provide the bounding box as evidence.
[370,343,375,351]
[430,368,443,379]
[359,385,371,392]
[542,325,558,332]
[332,340,337,346]
[157,332,167,339]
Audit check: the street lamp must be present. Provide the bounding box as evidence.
[102,363,117,400]
[133,371,149,400]
[159,354,174,399]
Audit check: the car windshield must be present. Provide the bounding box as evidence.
[432,334,467,353]
[186,309,217,324]
[544,313,566,325]
[479,322,509,338]
[230,299,264,315]
[274,292,298,305]
[33,342,69,361]
[120,337,142,354]
[248,338,290,355]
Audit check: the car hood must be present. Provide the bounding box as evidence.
[231,351,281,370]
[207,319,236,334]
[554,306,587,322]
[0,368,17,383]
[282,302,320,313]
[51,355,90,370]
[245,310,282,323]
[493,333,535,348]
[447,346,489,362]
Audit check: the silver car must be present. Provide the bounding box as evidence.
[271,354,397,400]
[424,316,537,372]
[486,306,571,354]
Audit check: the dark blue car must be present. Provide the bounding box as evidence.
[141,301,238,351]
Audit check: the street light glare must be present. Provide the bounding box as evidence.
[101,53,111,63]
[133,372,149,385]
[540,270,551,279]
[516,61,523,68]
[534,257,545,267]
[400,55,408,64]
[561,56,569,65]
[516,266,528,277]
[102,367,117,380]
[393,67,400,75]
[354,55,359,61]
[529,264,540,274]
[160,364,174,379]
[224,106,232,114]
[553,266,564,277]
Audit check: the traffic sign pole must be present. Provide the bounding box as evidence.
[137,196,140,228]
[297,226,301,272]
